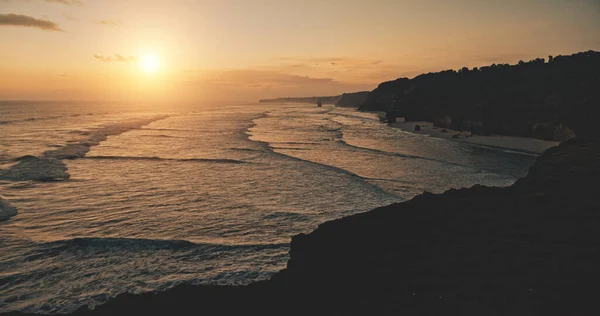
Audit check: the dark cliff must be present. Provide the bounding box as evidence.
[335,91,370,108]
[7,139,599,316]
[359,50,600,141]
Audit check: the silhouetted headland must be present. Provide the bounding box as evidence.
[335,91,370,107]
[360,51,600,141]
[258,91,369,108]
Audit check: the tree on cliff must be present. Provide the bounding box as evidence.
[359,50,600,140]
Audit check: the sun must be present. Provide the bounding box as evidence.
[139,54,160,74]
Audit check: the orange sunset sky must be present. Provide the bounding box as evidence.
[1,0,599,103]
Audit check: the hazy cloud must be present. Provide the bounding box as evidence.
[194,70,335,89]
[94,54,137,62]
[45,0,83,5]
[0,14,64,31]
[96,20,122,27]
[275,57,385,70]
[176,69,376,102]
[63,13,77,21]
[0,0,83,5]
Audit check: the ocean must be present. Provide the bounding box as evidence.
[0,101,536,313]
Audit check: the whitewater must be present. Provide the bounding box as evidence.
[0,101,537,313]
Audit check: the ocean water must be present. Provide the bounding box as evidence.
[0,101,536,313]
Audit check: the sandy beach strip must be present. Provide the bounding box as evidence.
[389,120,558,155]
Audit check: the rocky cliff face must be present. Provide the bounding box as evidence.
[7,139,596,316]
[285,139,600,315]
[334,91,370,108]
[360,51,600,141]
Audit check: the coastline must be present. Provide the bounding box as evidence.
[389,119,558,155]
[7,138,598,316]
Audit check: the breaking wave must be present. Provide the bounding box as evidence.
[85,156,249,164]
[44,116,168,159]
[0,116,168,181]
[37,237,288,252]
[0,156,70,181]
[0,116,63,125]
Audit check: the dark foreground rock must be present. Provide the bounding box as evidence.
[5,139,600,316]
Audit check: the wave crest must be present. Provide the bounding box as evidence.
[85,156,249,164]
[44,116,167,160]
[30,237,288,256]
[0,116,169,181]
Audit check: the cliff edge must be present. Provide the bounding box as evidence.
[359,51,600,141]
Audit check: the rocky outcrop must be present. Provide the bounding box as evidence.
[0,197,17,221]
[284,138,600,315]
[258,92,368,107]
[335,91,370,108]
[6,139,598,316]
[532,122,577,141]
[360,50,600,141]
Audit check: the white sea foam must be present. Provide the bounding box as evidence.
[0,116,168,180]
[44,116,167,160]
[0,156,70,181]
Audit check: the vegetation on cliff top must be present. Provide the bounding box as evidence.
[360,50,600,141]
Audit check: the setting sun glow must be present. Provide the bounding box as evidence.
[140,54,160,74]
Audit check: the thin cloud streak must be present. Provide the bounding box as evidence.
[94,54,137,62]
[96,20,122,27]
[0,13,64,32]
[0,0,83,5]
[45,0,82,5]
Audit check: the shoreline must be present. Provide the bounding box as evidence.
[6,139,596,315]
[388,119,559,155]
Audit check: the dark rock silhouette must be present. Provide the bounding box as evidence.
[414,124,421,131]
[385,112,398,123]
[7,139,599,316]
[359,50,600,141]
[258,91,369,108]
[335,91,370,108]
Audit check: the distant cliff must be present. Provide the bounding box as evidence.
[259,95,342,104]
[9,139,598,316]
[359,50,600,141]
[258,92,369,108]
[335,91,370,108]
